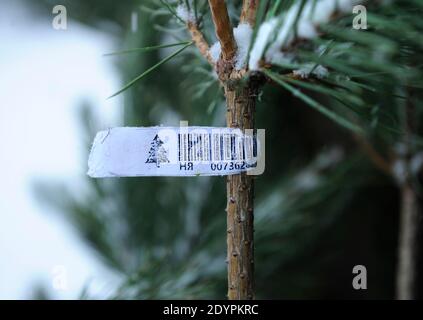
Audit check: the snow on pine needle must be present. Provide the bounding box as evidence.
[293,63,329,79]
[248,0,365,71]
[233,24,253,70]
[176,1,195,23]
[209,41,221,64]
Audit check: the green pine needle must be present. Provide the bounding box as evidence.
[264,70,363,134]
[103,41,192,57]
[268,0,282,18]
[108,42,193,99]
[159,0,185,24]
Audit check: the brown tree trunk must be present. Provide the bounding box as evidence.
[207,0,260,300]
[396,183,419,299]
[224,80,257,300]
[395,89,420,300]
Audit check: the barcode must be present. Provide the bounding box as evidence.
[177,132,257,163]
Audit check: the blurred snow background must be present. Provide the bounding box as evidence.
[0,0,122,299]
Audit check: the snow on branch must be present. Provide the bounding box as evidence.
[248,0,365,71]
[234,23,253,70]
[209,41,222,64]
[293,63,329,79]
[209,23,253,70]
[177,1,213,65]
[176,1,195,23]
[209,0,237,61]
[188,22,213,65]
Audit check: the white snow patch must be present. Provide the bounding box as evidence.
[209,41,221,64]
[272,5,299,51]
[297,19,318,39]
[310,0,337,24]
[313,65,329,78]
[248,18,278,70]
[209,24,253,69]
[248,0,366,70]
[233,23,253,70]
[411,152,423,175]
[176,3,195,23]
[393,159,407,185]
[293,63,329,79]
[267,51,294,66]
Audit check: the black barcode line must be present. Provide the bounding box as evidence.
[208,134,212,162]
[178,134,181,161]
[177,133,256,163]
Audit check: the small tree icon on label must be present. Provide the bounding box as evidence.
[145,134,169,167]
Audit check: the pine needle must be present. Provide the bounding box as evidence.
[108,42,193,99]
[103,41,192,57]
[265,70,363,133]
[159,0,185,24]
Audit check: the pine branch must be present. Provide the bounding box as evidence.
[395,89,421,300]
[240,0,259,26]
[108,42,193,98]
[208,0,237,61]
[353,135,393,177]
[187,21,214,65]
[397,184,419,300]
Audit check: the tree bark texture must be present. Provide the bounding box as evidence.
[225,80,257,300]
[396,183,420,299]
[208,0,260,300]
[208,0,237,61]
[396,90,421,300]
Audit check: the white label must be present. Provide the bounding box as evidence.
[87,127,262,177]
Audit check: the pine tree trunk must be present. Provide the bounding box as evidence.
[396,183,420,299]
[395,90,421,300]
[224,79,257,300]
[206,0,261,300]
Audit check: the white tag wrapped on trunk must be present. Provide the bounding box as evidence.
[87,127,263,177]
